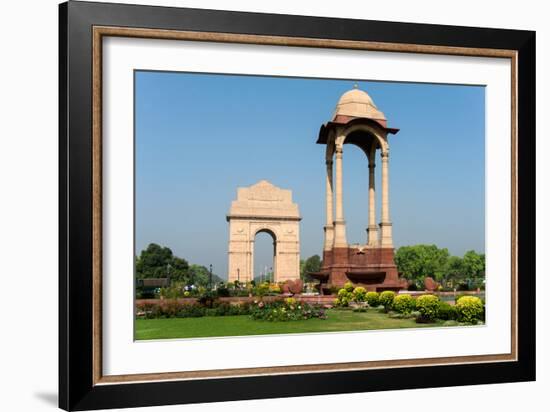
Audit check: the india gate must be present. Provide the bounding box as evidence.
[227,180,301,283]
[227,86,405,291]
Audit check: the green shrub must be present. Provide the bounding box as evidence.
[254,282,271,297]
[177,304,206,318]
[455,296,484,324]
[365,291,380,307]
[454,293,469,304]
[379,291,396,311]
[211,302,252,316]
[437,301,458,320]
[392,294,416,314]
[415,294,440,322]
[343,281,355,293]
[216,286,230,297]
[353,287,367,302]
[335,288,353,307]
[197,290,218,308]
[159,285,184,299]
[136,300,257,319]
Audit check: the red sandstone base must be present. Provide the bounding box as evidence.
[311,247,407,292]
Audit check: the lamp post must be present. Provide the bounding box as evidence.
[237,268,240,283]
[166,263,172,286]
[209,264,213,290]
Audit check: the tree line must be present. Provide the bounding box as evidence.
[395,244,485,289]
[136,243,223,287]
[137,243,484,290]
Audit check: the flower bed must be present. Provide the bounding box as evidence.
[137,296,328,321]
[250,298,327,321]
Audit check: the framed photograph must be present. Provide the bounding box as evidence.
[59,1,535,410]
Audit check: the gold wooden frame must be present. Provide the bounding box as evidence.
[92,26,518,385]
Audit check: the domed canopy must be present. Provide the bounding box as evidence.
[332,87,386,122]
[317,86,398,147]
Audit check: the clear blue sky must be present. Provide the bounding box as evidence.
[135,71,485,279]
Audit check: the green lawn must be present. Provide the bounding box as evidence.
[135,309,447,340]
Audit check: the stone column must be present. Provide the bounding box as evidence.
[323,158,334,250]
[367,152,378,246]
[333,143,347,248]
[379,150,393,247]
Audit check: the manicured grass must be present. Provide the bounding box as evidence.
[135,309,447,340]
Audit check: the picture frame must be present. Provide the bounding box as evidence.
[59,1,536,410]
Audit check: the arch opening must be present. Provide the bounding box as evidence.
[343,130,379,156]
[342,143,372,246]
[253,229,276,283]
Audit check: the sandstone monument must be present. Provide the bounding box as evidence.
[227,180,301,283]
[310,86,405,291]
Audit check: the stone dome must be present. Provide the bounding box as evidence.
[332,87,386,121]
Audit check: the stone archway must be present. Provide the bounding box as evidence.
[227,180,301,283]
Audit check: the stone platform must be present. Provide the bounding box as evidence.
[310,246,406,292]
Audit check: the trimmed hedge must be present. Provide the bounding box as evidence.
[415,294,440,322]
[353,287,367,302]
[455,296,484,323]
[335,288,353,307]
[392,294,416,314]
[437,301,459,321]
[365,291,380,307]
[379,291,396,311]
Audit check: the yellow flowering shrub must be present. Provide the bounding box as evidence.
[455,296,484,323]
[393,294,416,314]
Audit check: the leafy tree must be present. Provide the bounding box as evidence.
[169,256,191,283]
[395,245,486,290]
[461,250,485,278]
[444,255,464,286]
[395,244,450,284]
[135,243,223,290]
[301,255,322,281]
[461,250,485,288]
[136,243,189,281]
[188,264,223,287]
